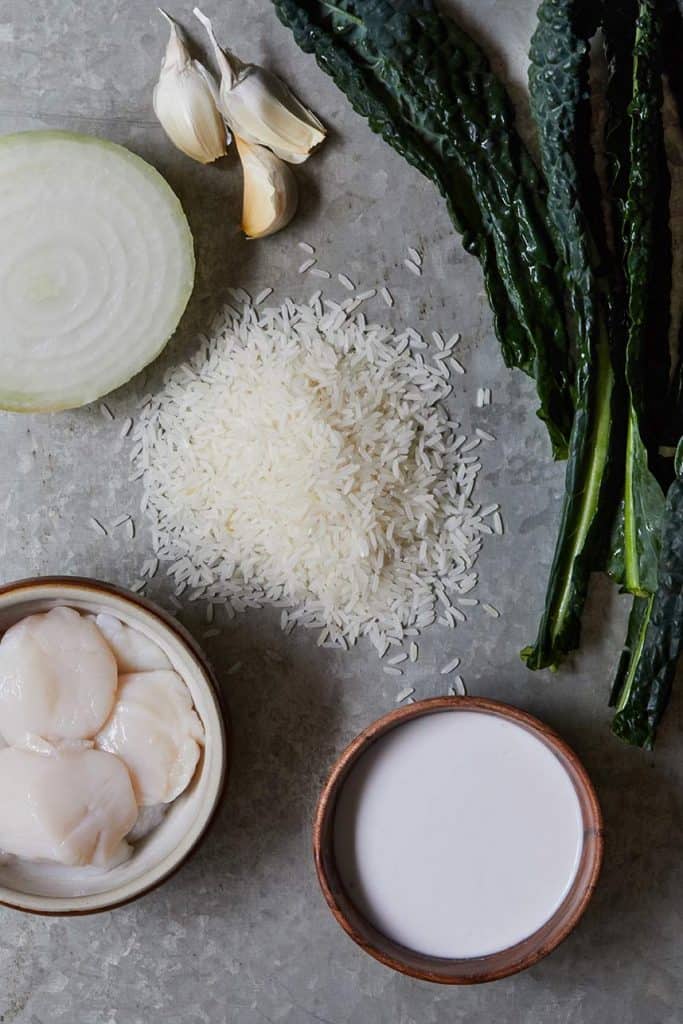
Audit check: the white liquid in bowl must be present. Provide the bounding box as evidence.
[333,710,584,959]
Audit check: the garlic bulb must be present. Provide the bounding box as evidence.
[236,136,298,239]
[153,9,229,165]
[193,7,326,164]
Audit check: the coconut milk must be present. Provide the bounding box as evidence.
[333,710,584,959]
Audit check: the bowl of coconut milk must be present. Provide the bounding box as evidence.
[315,696,602,983]
[0,576,228,915]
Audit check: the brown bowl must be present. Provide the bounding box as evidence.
[313,696,603,984]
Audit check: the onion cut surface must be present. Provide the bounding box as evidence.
[0,131,195,412]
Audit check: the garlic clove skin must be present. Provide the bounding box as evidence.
[235,136,298,239]
[193,7,325,164]
[153,9,229,165]
[222,67,326,165]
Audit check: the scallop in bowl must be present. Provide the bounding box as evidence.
[0,577,228,915]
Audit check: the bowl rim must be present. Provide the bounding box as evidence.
[313,695,603,984]
[0,574,229,917]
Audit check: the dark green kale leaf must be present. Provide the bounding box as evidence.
[271,0,575,457]
[606,0,671,598]
[522,0,623,669]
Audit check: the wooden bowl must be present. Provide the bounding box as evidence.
[313,696,603,984]
[0,576,228,916]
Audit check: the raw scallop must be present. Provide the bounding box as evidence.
[88,613,172,673]
[0,606,118,745]
[0,746,138,867]
[96,670,205,805]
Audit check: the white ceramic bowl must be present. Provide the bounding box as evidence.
[0,576,228,915]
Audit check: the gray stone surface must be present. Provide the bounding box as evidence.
[0,1,682,1021]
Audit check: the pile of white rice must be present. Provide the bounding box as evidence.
[132,289,498,655]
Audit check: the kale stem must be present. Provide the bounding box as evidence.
[615,593,653,713]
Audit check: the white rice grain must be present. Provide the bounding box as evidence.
[89,517,107,537]
[338,273,355,291]
[255,287,273,305]
[476,428,496,442]
[396,686,415,703]
[404,259,421,277]
[440,655,461,675]
[388,652,408,665]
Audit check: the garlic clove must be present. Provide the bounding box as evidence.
[153,9,229,165]
[235,136,298,239]
[193,7,326,164]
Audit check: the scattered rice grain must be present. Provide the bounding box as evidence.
[440,655,461,674]
[476,428,496,442]
[388,652,408,665]
[396,686,415,703]
[88,517,107,537]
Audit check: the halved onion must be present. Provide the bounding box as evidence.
[0,131,195,412]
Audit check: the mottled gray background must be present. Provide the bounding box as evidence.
[1,1,682,1022]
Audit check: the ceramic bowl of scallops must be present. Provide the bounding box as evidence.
[0,576,227,915]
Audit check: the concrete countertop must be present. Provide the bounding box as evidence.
[0,1,681,1021]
